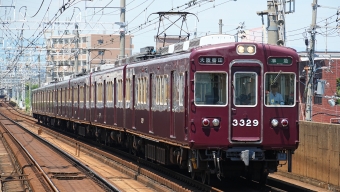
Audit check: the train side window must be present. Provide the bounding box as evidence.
[58,88,62,104]
[86,84,89,103]
[179,73,184,107]
[194,72,227,106]
[66,88,69,104]
[126,79,131,103]
[156,75,167,105]
[91,84,95,103]
[143,77,147,104]
[265,73,295,106]
[73,86,78,104]
[97,83,103,102]
[80,86,84,103]
[62,88,65,104]
[234,72,257,106]
[137,78,140,104]
[118,79,123,102]
[107,81,113,102]
[163,75,168,105]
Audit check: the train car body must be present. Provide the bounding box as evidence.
[32,40,299,184]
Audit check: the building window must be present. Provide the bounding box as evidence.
[97,39,103,44]
[314,96,322,105]
[98,50,104,55]
[82,37,86,43]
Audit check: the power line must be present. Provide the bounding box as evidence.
[31,0,45,18]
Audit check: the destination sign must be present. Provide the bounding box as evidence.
[268,57,292,65]
[199,56,224,64]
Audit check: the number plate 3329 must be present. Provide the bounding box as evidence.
[232,119,259,127]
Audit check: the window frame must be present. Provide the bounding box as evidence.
[264,72,296,107]
[194,72,228,106]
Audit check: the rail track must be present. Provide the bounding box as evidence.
[0,104,121,191]
[0,102,323,192]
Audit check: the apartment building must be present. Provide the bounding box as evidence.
[46,33,133,82]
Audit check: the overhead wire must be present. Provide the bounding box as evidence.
[31,0,45,18]
[1,0,79,80]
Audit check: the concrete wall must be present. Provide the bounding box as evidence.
[279,121,340,187]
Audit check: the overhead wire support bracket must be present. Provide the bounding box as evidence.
[147,12,199,47]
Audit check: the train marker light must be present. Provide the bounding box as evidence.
[271,119,279,127]
[281,119,289,127]
[202,118,210,127]
[212,118,220,127]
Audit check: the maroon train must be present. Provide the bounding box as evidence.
[32,41,299,184]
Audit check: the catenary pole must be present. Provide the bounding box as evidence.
[305,0,318,121]
[219,19,222,34]
[120,0,126,58]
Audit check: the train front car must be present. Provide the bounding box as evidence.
[188,43,299,184]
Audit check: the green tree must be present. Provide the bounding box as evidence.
[25,83,39,112]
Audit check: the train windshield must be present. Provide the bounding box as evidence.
[194,72,227,106]
[265,73,295,106]
[234,72,257,106]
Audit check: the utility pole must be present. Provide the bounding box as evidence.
[219,19,223,34]
[257,0,295,45]
[38,53,40,87]
[305,0,318,121]
[120,0,126,58]
[267,0,279,45]
[75,23,79,74]
[325,18,328,54]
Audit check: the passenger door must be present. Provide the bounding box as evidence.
[230,62,262,142]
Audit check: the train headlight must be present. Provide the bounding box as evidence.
[281,119,289,127]
[271,119,279,127]
[247,46,255,54]
[237,45,245,53]
[212,119,220,127]
[202,118,210,127]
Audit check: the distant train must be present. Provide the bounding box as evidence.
[32,35,299,185]
[0,88,7,99]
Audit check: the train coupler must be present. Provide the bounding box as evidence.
[240,150,255,166]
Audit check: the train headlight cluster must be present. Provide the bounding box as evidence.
[271,118,289,128]
[236,44,256,55]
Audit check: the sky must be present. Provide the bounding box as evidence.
[0,0,340,55]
